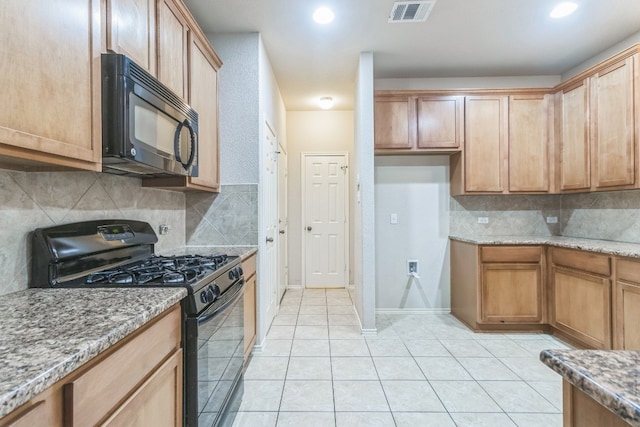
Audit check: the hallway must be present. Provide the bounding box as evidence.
[233,288,568,426]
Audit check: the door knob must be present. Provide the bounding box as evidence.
[266,237,274,243]
[306,226,312,231]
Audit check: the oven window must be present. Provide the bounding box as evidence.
[197,291,244,426]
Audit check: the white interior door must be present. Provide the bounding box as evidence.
[262,122,278,326]
[303,153,349,288]
[278,146,288,301]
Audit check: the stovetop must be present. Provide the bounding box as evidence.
[85,254,232,286]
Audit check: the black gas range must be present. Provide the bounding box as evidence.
[29,219,245,427]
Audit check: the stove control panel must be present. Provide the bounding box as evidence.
[98,224,135,241]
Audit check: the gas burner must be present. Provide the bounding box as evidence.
[83,254,232,287]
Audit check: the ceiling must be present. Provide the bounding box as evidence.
[182,0,640,110]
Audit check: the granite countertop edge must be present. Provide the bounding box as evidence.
[0,288,186,419]
[449,235,640,258]
[540,350,640,426]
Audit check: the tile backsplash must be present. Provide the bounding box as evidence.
[0,169,185,296]
[451,190,640,244]
[185,184,258,247]
[450,194,562,237]
[560,190,640,244]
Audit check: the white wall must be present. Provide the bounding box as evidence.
[374,156,450,312]
[562,30,640,79]
[285,111,355,288]
[354,52,376,332]
[208,33,260,184]
[375,75,561,90]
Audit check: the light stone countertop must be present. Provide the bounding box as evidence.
[449,235,640,259]
[540,349,640,426]
[0,287,186,419]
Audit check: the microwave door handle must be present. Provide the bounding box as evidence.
[174,119,196,169]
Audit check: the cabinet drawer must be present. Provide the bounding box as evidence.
[552,247,611,276]
[481,246,542,263]
[64,305,181,426]
[617,258,640,284]
[243,252,257,279]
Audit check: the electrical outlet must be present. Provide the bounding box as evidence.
[390,213,398,224]
[546,216,558,224]
[407,260,419,275]
[158,224,170,235]
[477,217,489,224]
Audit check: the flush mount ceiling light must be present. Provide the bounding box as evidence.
[319,97,334,109]
[313,7,334,24]
[550,2,578,18]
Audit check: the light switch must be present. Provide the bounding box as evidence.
[390,213,398,224]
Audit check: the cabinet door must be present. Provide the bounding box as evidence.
[558,81,590,191]
[156,0,188,99]
[614,281,640,350]
[481,264,543,323]
[416,96,463,149]
[188,32,221,190]
[102,350,182,427]
[106,0,156,73]
[374,96,416,149]
[243,274,257,358]
[614,257,640,349]
[552,266,611,349]
[508,95,551,192]
[464,96,508,192]
[0,0,101,171]
[590,55,637,190]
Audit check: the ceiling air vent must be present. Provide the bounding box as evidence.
[388,1,436,23]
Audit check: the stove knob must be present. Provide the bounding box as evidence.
[212,284,221,299]
[237,266,243,277]
[228,270,236,280]
[200,291,208,304]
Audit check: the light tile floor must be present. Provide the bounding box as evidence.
[233,288,571,427]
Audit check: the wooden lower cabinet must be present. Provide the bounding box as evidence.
[242,252,257,359]
[451,241,544,330]
[614,258,640,349]
[563,381,631,427]
[0,305,182,427]
[550,248,612,349]
[481,263,543,323]
[102,350,182,427]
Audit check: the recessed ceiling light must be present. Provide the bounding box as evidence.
[550,2,578,18]
[313,7,334,24]
[319,97,334,109]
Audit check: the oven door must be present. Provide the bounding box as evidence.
[186,280,244,427]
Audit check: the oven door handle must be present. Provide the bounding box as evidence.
[197,279,245,324]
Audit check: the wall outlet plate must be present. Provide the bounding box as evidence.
[546,216,558,224]
[477,217,489,224]
[407,259,419,275]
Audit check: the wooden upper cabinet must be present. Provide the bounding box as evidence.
[464,96,508,192]
[156,0,189,98]
[187,32,221,191]
[374,96,416,149]
[416,96,463,149]
[143,1,222,192]
[557,80,590,191]
[590,55,637,190]
[106,0,156,74]
[0,0,101,172]
[508,95,552,192]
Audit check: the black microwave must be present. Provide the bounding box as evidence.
[101,53,198,177]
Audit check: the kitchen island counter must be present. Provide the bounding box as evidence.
[0,287,186,419]
[541,349,640,426]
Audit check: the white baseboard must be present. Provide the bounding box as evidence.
[376,308,452,315]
